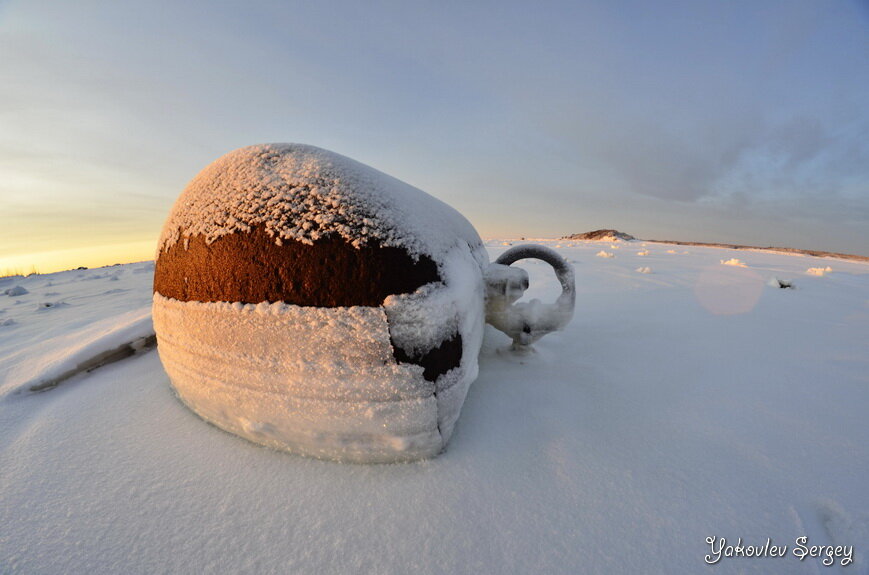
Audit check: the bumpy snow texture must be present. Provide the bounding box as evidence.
[153,144,489,463]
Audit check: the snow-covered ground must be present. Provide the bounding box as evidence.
[1,240,867,574]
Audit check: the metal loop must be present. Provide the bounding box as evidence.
[485,244,576,348]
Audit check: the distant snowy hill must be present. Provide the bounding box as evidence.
[563,229,636,241]
[1,240,868,574]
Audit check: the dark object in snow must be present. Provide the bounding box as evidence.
[28,335,157,393]
[564,229,636,241]
[769,277,795,289]
[75,266,88,270]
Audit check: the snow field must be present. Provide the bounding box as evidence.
[1,240,867,573]
[0,263,155,397]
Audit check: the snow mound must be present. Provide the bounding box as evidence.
[637,250,649,256]
[635,266,652,274]
[806,266,833,276]
[596,250,615,258]
[4,285,28,297]
[721,258,747,267]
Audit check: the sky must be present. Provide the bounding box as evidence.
[1,0,868,273]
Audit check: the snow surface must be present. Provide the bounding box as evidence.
[0,264,154,397]
[2,241,868,573]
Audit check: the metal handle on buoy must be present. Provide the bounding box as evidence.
[483,244,575,348]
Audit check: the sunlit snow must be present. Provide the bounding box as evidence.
[1,240,867,573]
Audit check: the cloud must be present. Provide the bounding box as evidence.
[529,85,869,227]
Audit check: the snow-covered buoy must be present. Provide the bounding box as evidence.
[154,143,576,463]
[153,144,489,463]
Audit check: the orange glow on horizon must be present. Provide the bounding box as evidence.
[0,240,157,276]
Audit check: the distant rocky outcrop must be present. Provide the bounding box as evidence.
[563,229,636,241]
